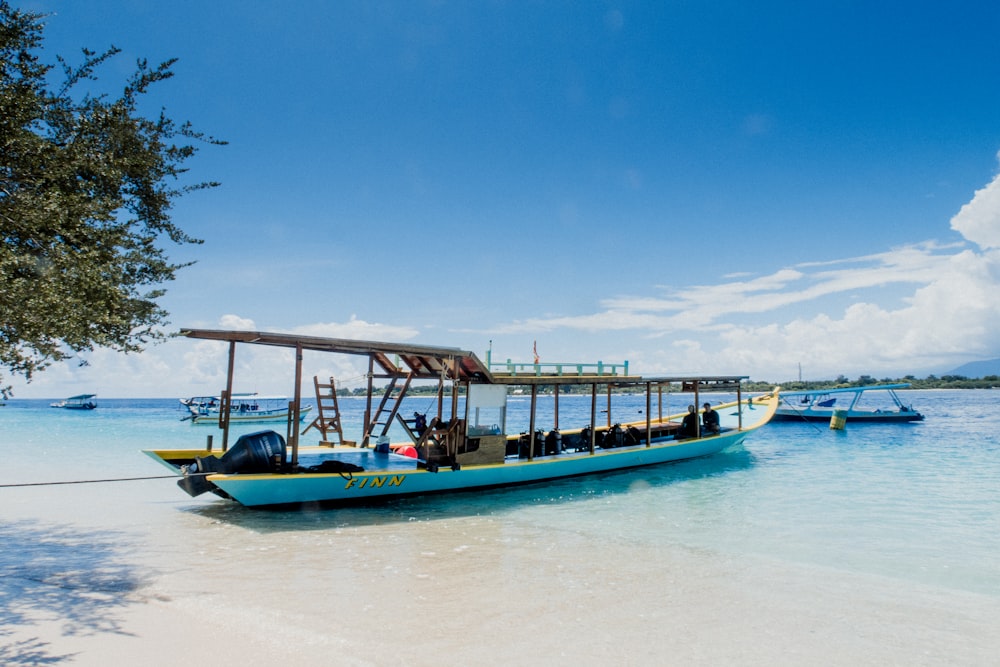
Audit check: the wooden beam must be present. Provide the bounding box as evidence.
[221,341,236,452]
[291,342,303,466]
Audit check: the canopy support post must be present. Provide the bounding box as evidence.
[528,384,538,461]
[363,356,374,447]
[737,383,743,430]
[589,383,597,454]
[290,342,303,467]
[553,384,560,430]
[606,384,612,428]
[645,382,652,447]
[221,341,236,452]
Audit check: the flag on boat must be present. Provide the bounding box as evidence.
[533,340,539,364]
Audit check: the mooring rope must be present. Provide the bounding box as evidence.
[0,473,208,488]
[778,396,826,434]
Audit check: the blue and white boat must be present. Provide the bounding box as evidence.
[183,393,312,424]
[145,329,779,508]
[50,394,97,410]
[772,383,923,423]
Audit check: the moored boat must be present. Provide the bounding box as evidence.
[184,393,312,424]
[772,383,923,423]
[180,392,256,409]
[50,394,98,410]
[145,329,779,508]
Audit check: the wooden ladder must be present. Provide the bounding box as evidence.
[302,376,344,445]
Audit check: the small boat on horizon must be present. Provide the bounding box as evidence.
[146,329,780,508]
[50,394,98,410]
[772,383,924,423]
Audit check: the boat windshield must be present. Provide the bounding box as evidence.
[466,384,507,436]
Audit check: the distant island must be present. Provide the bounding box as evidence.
[741,373,1000,393]
[948,358,1000,378]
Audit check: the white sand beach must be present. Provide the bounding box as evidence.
[4,514,999,666]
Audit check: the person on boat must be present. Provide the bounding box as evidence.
[413,412,427,436]
[702,402,720,435]
[678,405,699,439]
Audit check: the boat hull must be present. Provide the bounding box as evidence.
[772,409,924,423]
[147,392,778,508]
[190,405,312,424]
[185,432,745,507]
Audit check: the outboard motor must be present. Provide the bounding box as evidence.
[178,430,286,497]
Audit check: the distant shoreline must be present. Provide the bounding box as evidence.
[6,379,998,402]
[742,376,1000,392]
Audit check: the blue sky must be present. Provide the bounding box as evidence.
[11,1,1000,397]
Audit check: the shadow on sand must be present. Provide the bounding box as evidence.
[0,521,147,665]
[183,447,756,533]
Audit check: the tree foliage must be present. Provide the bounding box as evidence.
[0,3,223,397]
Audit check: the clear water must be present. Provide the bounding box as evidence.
[2,389,998,663]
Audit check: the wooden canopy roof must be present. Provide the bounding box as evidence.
[179,329,747,389]
[489,374,746,390]
[179,328,493,382]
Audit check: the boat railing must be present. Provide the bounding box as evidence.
[490,360,629,377]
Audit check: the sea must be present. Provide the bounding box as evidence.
[2,390,999,665]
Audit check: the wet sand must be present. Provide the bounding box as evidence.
[4,516,998,666]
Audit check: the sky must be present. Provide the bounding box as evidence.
[8,0,1000,398]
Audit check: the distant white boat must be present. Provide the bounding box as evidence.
[50,394,98,410]
[772,384,923,423]
[179,393,255,410]
[184,393,312,424]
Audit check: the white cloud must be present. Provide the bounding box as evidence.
[485,243,960,338]
[218,314,257,330]
[476,167,1000,380]
[293,315,420,342]
[951,152,1000,250]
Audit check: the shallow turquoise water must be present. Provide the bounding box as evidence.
[2,389,997,598]
[3,389,1000,664]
